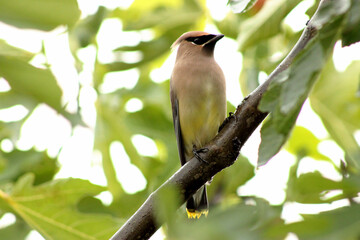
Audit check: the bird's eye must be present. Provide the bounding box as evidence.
[185,35,214,45]
[193,38,200,44]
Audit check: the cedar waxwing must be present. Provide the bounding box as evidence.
[170,31,226,219]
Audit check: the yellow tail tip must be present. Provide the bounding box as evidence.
[186,209,209,219]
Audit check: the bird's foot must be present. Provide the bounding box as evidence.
[193,145,209,164]
[218,112,235,132]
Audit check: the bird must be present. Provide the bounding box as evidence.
[170,31,226,219]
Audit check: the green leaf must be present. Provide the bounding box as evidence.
[0,56,81,125]
[258,0,349,166]
[0,174,123,240]
[286,126,330,160]
[154,184,181,226]
[238,54,261,96]
[310,0,350,29]
[341,0,360,46]
[0,40,34,61]
[169,198,284,240]
[228,0,257,14]
[0,217,31,240]
[286,159,360,204]
[279,42,324,114]
[286,204,360,240]
[220,155,254,196]
[106,0,204,72]
[0,149,58,185]
[0,120,25,143]
[310,60,360,169]
[258,69,288,112]
[0,57,62,111]
[286,171,342,203]
[107,37,171,71]
[237,0,301,51]
[0,91,36,111]
[214,13,242,40]
[208,155,254,202]
[118,8,201,31]
[258,101,302,166]
[113,0,201,32]
[94,103,127,200]
[0,0,80,31]
[70,6,108,49]
[257,115,289,166]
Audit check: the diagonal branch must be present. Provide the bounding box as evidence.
[110,1,329,239]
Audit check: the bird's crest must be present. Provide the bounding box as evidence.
[171,31,210,49]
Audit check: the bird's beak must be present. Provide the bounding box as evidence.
[205,34,224,45]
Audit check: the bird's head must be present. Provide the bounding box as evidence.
[171,31,224,58]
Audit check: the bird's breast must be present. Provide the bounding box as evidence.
[171,59,226,159]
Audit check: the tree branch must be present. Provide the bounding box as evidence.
[110,1,326,239]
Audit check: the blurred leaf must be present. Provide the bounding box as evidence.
[0,120,25,143]
[0,40,34,61]
[278,43,324,114]
[228,0,257,14]
[70,6,108,49]
[214,13,242,39]
[94,102,126,200]
[107,0,204,72]
[0,217,31,240]
[258,102,301,166]
[287,170,342,203]
[239,52,261,96]
[110,190,148,218]
[238,0,301,51]
[0,57,62,111]
[0,91,36,111]
[0,0,80,31]
[223,155,254,194]
[341,0,360,46]
[286,126,330,160]
[258,0,349,166]
[258,70,286,112]
[113,0,182,25]
[107,37,171,71]
[287,159,360,204]
[117,7,201,31]
[0,174,123,240]
[125,104,173,141]
[0,56,81,125]
[114,0,201,31]
[154,184,181,226]
[124,103,179,186]
[0,149,58,185]
[310,0,350,29]
[208,155,254,208]
[169,198,284,240]
[310,60,360,169]
[285,204,360,240]
[305,0,321,18]
[77,196,114,216]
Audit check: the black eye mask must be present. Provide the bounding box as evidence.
[185,34,216,45]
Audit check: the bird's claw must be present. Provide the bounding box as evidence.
[218,112,235,132]
[193,145,209,164]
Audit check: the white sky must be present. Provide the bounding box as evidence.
[1,0,360,239]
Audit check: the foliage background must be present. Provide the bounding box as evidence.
[0,0,360,239]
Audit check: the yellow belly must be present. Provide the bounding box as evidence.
[179,88,226,160]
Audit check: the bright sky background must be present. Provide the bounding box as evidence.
[1,0,360,239]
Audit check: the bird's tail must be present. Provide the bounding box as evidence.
[186,185,208,219]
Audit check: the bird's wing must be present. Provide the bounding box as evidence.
[170,88,187,166]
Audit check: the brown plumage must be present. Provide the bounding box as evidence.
[170,31,226,218]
